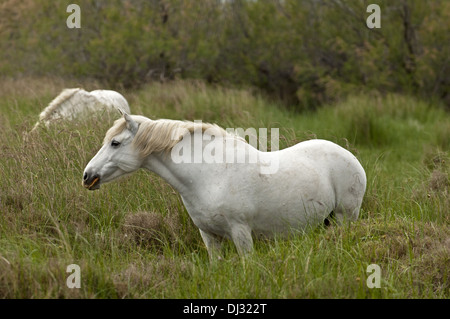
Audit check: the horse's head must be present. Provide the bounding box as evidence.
[82,111,142,190]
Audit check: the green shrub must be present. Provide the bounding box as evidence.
[1,0,448,109]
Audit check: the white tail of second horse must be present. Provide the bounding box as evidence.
[83,112,366,257]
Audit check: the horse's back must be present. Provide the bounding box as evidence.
[286,139,366,195]
[90,90,130,113]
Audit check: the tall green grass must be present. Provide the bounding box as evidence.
[0,78,448,298]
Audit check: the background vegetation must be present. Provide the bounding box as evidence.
[0,0,449,299]
[1,0,449,109]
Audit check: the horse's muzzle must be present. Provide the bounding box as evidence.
[83,172,101,190]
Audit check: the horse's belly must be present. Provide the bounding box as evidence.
[250,198,333,237]
[182,171,335,238]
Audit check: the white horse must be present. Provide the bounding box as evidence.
[83,111,366,257]
[31,88,130,131]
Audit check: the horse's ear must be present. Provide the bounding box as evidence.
[117,107,125,116]
[123,112,139,135]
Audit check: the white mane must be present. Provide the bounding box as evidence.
[104,116,243,158]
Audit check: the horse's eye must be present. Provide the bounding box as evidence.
[111,140,121,147]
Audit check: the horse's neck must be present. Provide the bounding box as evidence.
[142,152,197,197]
[141,136,258,197]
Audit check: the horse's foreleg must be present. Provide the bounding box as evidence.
[230,224,253,256]
[199,229,223,261]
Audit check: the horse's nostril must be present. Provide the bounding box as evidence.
[83,172,88,181]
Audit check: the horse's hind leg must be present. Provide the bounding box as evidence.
[335,172,366,224]
[334,194,363,225]
[334,205,360,225]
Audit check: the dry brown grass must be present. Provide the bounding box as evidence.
[355,220,450,295]
[122,211,182,251]
[112,256,193,298]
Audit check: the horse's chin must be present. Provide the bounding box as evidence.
[88,183,101,191]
